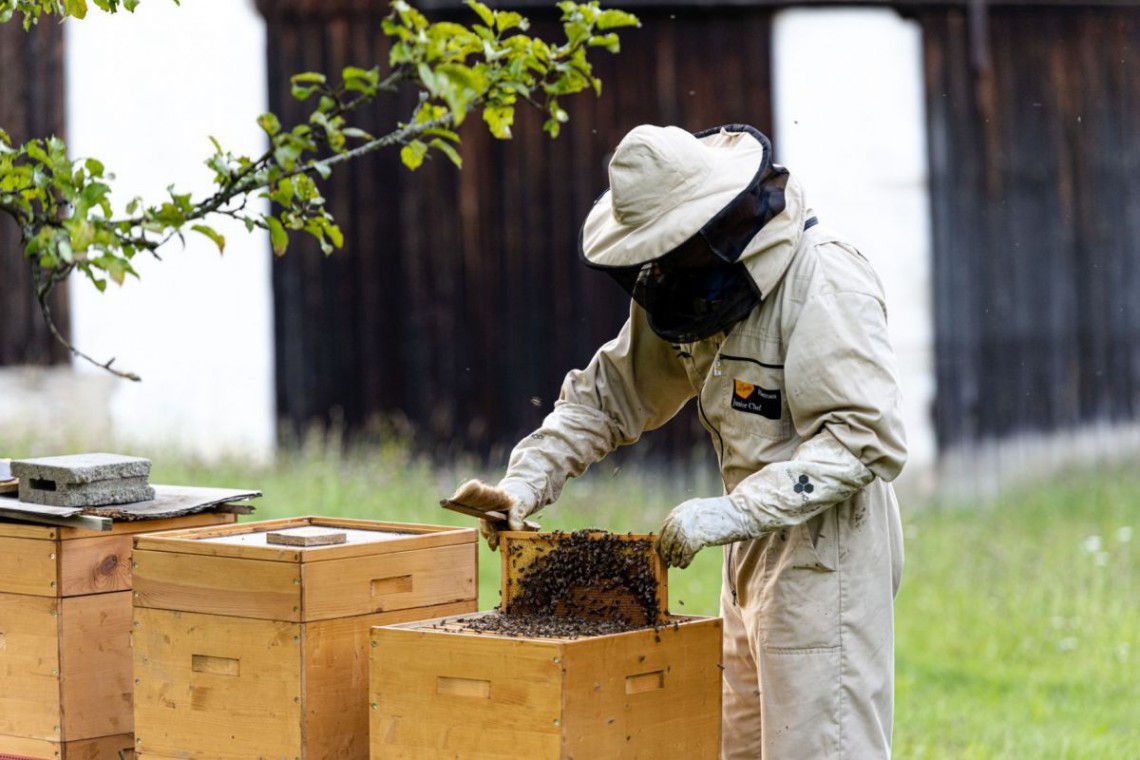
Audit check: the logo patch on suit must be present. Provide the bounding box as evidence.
[731,379,781,420]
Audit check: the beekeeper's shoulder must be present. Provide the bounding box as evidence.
[792,222,887,305]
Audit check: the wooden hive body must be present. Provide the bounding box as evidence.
[370,611,723,759]
[0,512,234,759]
[131,516,478,760]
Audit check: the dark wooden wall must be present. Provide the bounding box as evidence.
[0,20,69,366]
[259,0,773,457]
[921,7,1140,449]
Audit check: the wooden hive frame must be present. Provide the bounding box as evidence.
[498,531,668,625]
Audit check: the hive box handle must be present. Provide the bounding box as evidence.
[192,654,240,677]
[625,670,665,694]
[371,574,414,596]
[436,676,491,699]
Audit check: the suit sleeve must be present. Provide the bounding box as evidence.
[723,287,908,533]
[501,302,697,508]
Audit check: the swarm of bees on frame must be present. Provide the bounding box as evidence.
[456,530,676,639]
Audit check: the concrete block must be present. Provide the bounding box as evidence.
[11,454,154,507]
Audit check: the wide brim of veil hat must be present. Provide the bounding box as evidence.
[581,125,767,269]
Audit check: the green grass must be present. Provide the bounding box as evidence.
[6,435,1138,756]
[894,467,1139,759]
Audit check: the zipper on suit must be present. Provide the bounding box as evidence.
[704,353,738,606]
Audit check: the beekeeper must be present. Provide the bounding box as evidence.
[453,123,906,759]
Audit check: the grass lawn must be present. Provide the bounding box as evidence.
[8,435,1137,757]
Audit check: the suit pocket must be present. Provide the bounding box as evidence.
[757,513,841,651]
[716,354,792,441]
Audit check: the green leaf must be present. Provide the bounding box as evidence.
[312,161,332,180]
[191,224,226,254]
[343,65,380,94]
[483,105,514,139]
[400,140,428,170]
[596,9,640,30]
[430,138,462,169]
[266,216,289,256]
[495,10,526,33]
[84,158,105,177]
[257,113,282,136]
[291,72,327,85]
[466,0,495,28]
[64,0,88,20]
[341,127,374,141]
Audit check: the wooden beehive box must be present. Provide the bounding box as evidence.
[131,516,478,760]
[370,611,723,758]
[0,512,234,760]
[500,531,668,626]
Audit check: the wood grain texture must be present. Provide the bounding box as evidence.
[58,535,132,596]
[133,601,475,759]
[370,613,722,758]
[133,607,303,760]
[0,537,57,596]
[58,592,133,741]
[0,732,134,759]
[0,593,60,740]
[132,549,302,620]
[302,543,476,620]
[371,626,564,759]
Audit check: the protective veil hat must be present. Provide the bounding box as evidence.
[581,124,768,268]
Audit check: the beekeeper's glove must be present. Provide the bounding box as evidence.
[657,496,753,569]
[448,478,542,550]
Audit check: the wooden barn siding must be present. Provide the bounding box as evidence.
[922,7,1140,449]
[260,2,774,455]
[0,20,69,365]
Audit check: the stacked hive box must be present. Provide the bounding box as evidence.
[131,516,478,759]
[370,531,723,758]
[0,512,236,760]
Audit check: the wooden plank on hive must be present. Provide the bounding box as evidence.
[132,516,313,553]
[132,549,302,621]
[301,543,476,621]
[59,511,235,540]
[0,594,61,740]
[266,526,347,546]
[58,592,133,742]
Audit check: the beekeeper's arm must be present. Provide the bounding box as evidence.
[658,285,907,568]
[451,303,695,546]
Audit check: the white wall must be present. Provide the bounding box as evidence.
[65,0,274,462]
[772,8,936,496]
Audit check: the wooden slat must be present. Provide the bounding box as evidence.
[0,536,58,596]
[133,608,303,760]
[59,511,236,540]
[370,624,564,758]
[302,599,476,759]
[301,543,476,621]
[0,593,61,740]
[58,592,133,741]
[133,517,473,563]
[0,732,135,759]
[132,549,302,621]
